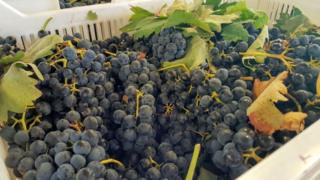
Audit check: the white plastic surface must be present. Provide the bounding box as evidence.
[0,0,320,180]
[3,0,60,13]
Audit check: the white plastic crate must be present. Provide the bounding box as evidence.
[0,0,320,180]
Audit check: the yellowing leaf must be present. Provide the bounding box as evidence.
[0,62,42,122]
[186,144,201,180]
[161,35,208,71]
[242,25,269,63]
[317,73,320,96]
[87,10,98,21]
[22,35,63,63]
[252,76,275,98]
[204,13,239,32]
[158,0,202,16]
[247,71,307,135]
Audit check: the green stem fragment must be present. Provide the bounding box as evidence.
[100,158,125,168]
[243,147,263,164]
[186,144,201,180]
[240,49,295,71]
[135,90,144,118]
[286,93,302,112]
[41,17,53,31]
[158,63,190,74]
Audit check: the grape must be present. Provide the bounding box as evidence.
[83,116,99,130]
[38,62,51,74]
[66,110,81,123]
[217,128,233,145]
[113,109,127,124]
[123,129,137,142]
[35,102,51,116]
[30,140,48,155]
[73,140,91,155]
[299,35,310,45]
[238,96,252,110]
[125,169,138,179]
[81,130,99,147]
[295,46,307,58]
[56,119,70,131]
[78,40,92,49]
[308,44,320,58]
[146,167,161,180]
[199,95,213,108]
[216,68,229,82]
[87,146,106,161]
[208,78,222,92]
[56,164,75,179]
[76,168,95,180]
[34,154,53,169]
[23,170,36,180]
[36,162,55,180]
[55,151,71,166]
[235,41,248,52]
[118,53,130,65]
[161,163,179,179]
[163,150,178,163]
[212,150,227,171]
[17,157,34,175]
[0,126,16,142]
[232,86,246,100]
[63,47,77,61]
[88,161,106,178]
[222,143,242,167]
[294,90,312,104]
[14,130,29,146]
[54,142,67,154]
[105,169,120,180]
[224,113,237,127]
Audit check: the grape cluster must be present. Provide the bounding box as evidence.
[149,28,187,62]
[2,22,320,180]
[59,0,111,9]
[0,36,20,75]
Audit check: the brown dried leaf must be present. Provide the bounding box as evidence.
[247,71,307,135]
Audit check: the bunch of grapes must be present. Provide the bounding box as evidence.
[2,21,320,180]
[0,36,20,75]
[149,28,187,62]
[59,0,112,9]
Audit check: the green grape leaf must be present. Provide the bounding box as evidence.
[0,62,42,122]
[204,13,239,32]
[253,11,268,29]
[197,167,217,180]
[161,36,209,71]
[163,10,212,33]
[225,1,247,14]
[87,10,98,21]
[0,51,25,66]
[22,35,63,63]
[275,7,311,36]
[130,6,153,21]
[121,16,158,32]
[205,0,222,8]
[242,25,269,63]
[221,23,249,42]
[158,0,203,16]
[133,19,167,39]
[186,144,201,180]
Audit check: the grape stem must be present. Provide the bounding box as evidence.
[158,63,190,74]
[148,156,161,169]
[286,93,302,112]
[243,147,263,164]
[240,49,295,71]
[100,158,125,168]
[135,90,144,118]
